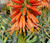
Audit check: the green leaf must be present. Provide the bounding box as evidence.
[1,25,5,30]
[0,38,2,43]
[47,39,50,43]
[4,37,7,43]
[2,19,6,24]
[26,35,37,43]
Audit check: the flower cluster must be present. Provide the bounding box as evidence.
[39,0,49,9]
[7,0,42,35]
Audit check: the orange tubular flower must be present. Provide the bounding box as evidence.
[6,1,11,7]
[46,0,49,3]
[38,0,49,9]
[7,0,42,35]
[38,0,49,3]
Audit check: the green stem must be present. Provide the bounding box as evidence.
[9,7,12,14]
[18,35,26,43]
[9,0,13,14]
[25,0,26,8]
[2,31,4,43]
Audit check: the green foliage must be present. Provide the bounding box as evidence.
[47,39,50,43]
[18,35,26,43]
[26,34,37,43]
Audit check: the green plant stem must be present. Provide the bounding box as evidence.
[2,31,4,43]
[25,0,26,8]
[9,0,13,14]
[18,35,26,43]
[9,7,12,14]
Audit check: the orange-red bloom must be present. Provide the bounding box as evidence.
[38,0,49,10]
[7,0,42,35]
[38,0,49,3]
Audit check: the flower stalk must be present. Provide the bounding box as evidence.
[18,35,26,43]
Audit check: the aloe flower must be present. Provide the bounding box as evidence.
[38,0,49,3]
[38,0,49,10]
[7,0,42,36]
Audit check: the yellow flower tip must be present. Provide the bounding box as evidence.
[33,32,34,35]
[15,31,18,35]
[31,27,34,32]
[34,29,37,33]
[19,29,22,35]
[24,32,26,36]
[23,28,25,33]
